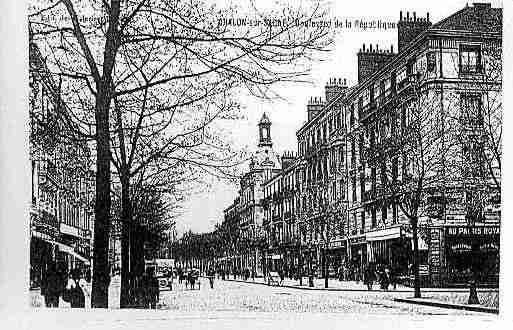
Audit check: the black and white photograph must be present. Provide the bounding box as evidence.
[0,0,511,329]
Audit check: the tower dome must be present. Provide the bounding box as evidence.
[258,112,272,147]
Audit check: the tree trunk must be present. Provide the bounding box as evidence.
[298,245,303,286]
[412,219,421,298]
[120,174,131,308]
[131,224,145,276]
[91,90,111,308]
[323,246,328,288]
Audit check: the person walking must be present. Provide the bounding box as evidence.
[208,267,215,289]
[41,263,62,308]
[66,269,87,308]
[148,269,159,309]
[379,265,390,291]
[364,264,376,290]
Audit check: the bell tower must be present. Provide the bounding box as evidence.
[258,113,272,147]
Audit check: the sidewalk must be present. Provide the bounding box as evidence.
[394,297,499,314]
[222,276,497,293]
[223,276,499,312]
[30,275,121,309]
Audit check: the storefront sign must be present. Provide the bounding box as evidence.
[450,243,472,252]
[366,226,401,241]
[480,243,499,252]
[445,226,499,237]
[328,240,346,249]
[349,235,366,245]
[60,223,80,237]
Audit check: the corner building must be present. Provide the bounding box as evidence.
[270,3,501,287]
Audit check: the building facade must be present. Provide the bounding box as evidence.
[261,3,501,287]
[220,114,282,276]
[29,38,95,288]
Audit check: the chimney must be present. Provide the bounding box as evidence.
[307,96,324,121]
[473,3,492,9]
[357,44,396,83]
[325,78,348,103]
[397,11,431,52]
[281,151,295,170]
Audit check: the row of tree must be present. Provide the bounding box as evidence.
[29,0,332,307]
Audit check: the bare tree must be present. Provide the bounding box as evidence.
[29,0,332,307]
[365,69,454,297]
[317,198,346,288]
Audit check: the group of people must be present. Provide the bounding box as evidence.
[40,263,90,308]
[363,263,397,291]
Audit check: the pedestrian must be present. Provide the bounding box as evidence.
[379,265,390,291]
[177,267,183,284]
[147,269,159,309]
[167,269,174,291]
[364,264,376,290]
[41,262,62,308]
[65,268,87,308]
[208,268,215,289]
[388,264,397,290]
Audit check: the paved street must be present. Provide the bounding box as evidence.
[157,278,483,315]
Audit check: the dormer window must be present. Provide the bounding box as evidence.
[459,44,482,74]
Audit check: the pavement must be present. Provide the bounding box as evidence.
[22,278,503,329]
[29,275,499,315]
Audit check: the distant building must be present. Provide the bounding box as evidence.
[221,113,282,276]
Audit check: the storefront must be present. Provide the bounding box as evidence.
[444,226,499,286]
[30,209,60,289]
[326,240,347,277]
[349,235,367,281]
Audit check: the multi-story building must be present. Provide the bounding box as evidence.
[263,3,502,287]
[29,37,95,287]
[221,114,282,276]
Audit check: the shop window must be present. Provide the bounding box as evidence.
[459,44,482,74]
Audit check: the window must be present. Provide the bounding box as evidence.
[460,94,483,126]
[427,52,436,73]
[459,44,482,74]
[462,140,485,178]
[390,71,397,94]
[358,97,363,118]
[350,104,355,126]
[406,58,415,77]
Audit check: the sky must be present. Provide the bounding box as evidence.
[175,0,504,235]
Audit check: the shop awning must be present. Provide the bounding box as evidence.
[366,226,402,242]
[55,242,91,265]
[39,239,90,265]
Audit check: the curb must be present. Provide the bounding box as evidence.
[222,279,499,294]
[223,278,414,293]
[393,298,499,314]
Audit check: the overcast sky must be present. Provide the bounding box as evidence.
[175,0,503,235]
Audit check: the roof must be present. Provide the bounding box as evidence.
[259,112,271,125]
[431,3,502,34]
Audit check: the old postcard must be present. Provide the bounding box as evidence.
[0,0,510,328]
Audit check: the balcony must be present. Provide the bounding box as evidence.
[39,160,60,186]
